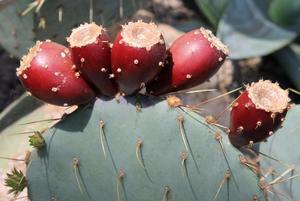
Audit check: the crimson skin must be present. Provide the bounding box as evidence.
[111,22,166,95]
[17,41,95,106]
[229,87,289,148]
[68,23,117,97]
[147,27,228,95]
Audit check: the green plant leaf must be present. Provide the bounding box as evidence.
[269,0,300,32]
[260,104,300,199]
[34,0,145,44]
[0,0,145,57]
[273,44,300,90]
[0,0,35,57]
[217,0,297,59]
[194,0,229,28]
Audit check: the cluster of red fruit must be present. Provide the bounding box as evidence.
[16,21,291,147]
[16,21,228,106]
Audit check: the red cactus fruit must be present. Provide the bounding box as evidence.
[67,22,117,97]
[16,41,95,106]
[111,21,166,95]
[229,80,290,147]
[146,27,228,95]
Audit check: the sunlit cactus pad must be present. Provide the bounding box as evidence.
[27,96,263,201]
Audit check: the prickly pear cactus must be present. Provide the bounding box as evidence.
[34,0,145,43]
[260,104,300,200]
[27,96,263,201]
[0,0,145,57]
[0,0,35,57]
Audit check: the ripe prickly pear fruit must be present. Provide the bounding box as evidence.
[229,80,290,147]
[111,21,166,95]
[16,41,95,106]
[67,22,117,97]
[147,27,228,95]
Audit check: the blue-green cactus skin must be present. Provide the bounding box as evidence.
[27,96,263,201]
[260,105,300,200]
[0,0,34,57]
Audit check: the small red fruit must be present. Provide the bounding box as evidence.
[147,27,228,95]
[229,80,290,147]
[111,21,166,95]
[17,41,95,106]
[67,22,117,97]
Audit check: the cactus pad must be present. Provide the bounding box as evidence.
[27,96,263,201]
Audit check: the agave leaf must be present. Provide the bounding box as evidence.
[268,0,300,32]
[194,0,229,28]
[273,44,300,90]
[217,0,296,59]
[0,0,35,57]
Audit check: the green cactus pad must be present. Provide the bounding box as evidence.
[34,0,145,44]
[27,96,263,201]
[260,104,300,200]
[0,0,35,57]
[0,0,145,57]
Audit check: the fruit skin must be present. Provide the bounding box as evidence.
[17,41,95,106]
[68,24,117,97]
[229,91,287,147]
[111,27,166,95]
[147,28,228,95]
[26,95,263,201]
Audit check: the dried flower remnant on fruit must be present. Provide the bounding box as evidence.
[121,20,162,49]
[199,27,229,55]
[16,41,42,76]
[67,22,104,48]
[247,80,290,113]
